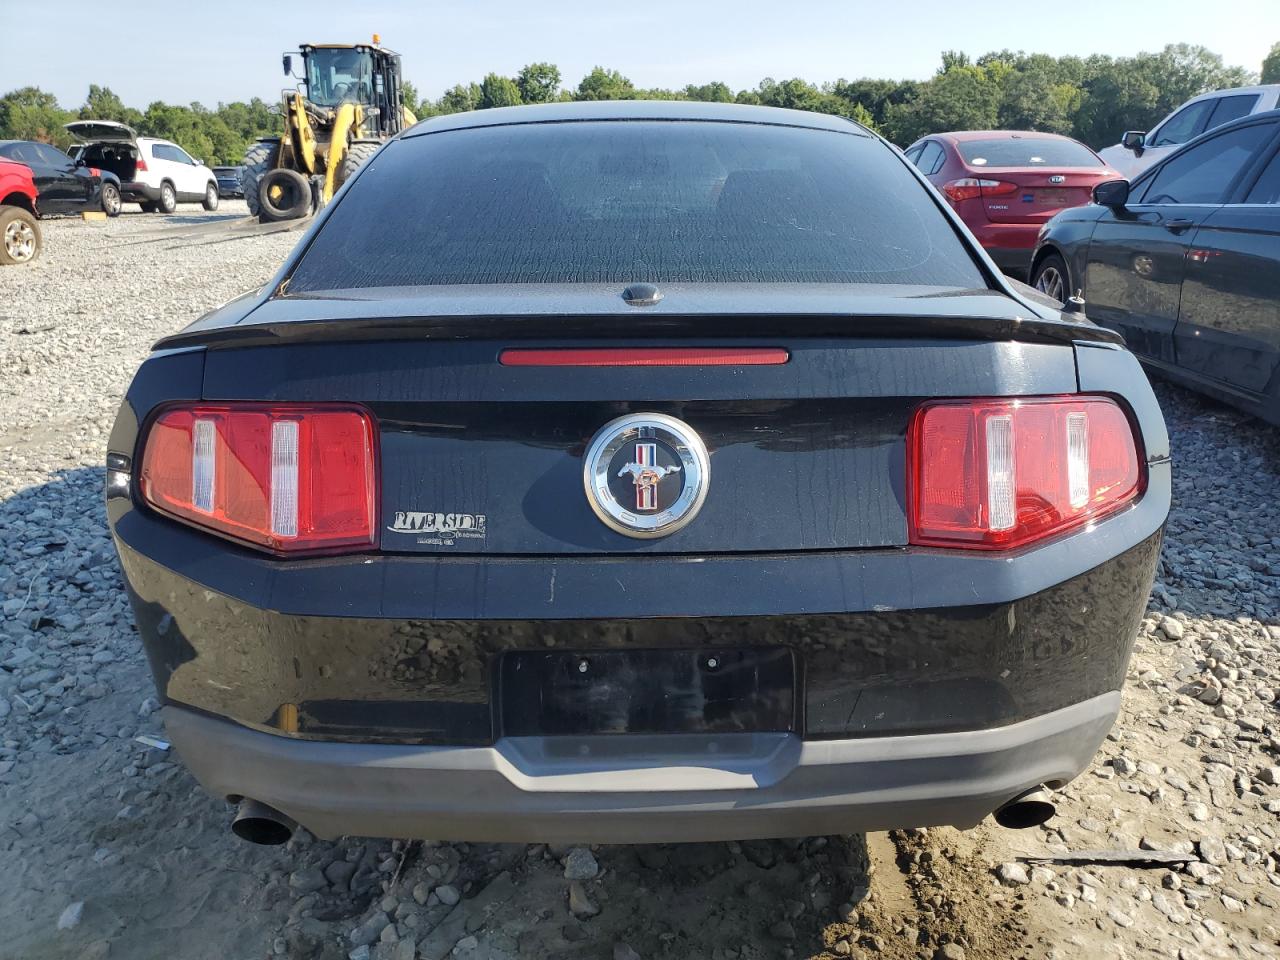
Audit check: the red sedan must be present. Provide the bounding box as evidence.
[904,131,1120,280]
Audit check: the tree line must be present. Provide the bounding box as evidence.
[2,42,1275,166]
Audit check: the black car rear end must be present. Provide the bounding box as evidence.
[106,103,1169,843]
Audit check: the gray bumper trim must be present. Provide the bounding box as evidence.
[164,693,1120,843]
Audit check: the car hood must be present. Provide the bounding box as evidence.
[65,120,136,142]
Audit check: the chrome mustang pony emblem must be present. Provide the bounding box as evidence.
[617,443,682,511]
[583,414,709,539]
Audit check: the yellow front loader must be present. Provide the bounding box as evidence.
[241,37,417,222]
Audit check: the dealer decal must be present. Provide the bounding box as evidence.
[389,511,487,546]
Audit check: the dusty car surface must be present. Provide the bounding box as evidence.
[106,101,1170,845]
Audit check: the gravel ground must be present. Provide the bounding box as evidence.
[0,207,1278,960]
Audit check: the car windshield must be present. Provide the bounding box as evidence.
[958,138,1102,167]
[285,120,985,293]
[305,48,374,107]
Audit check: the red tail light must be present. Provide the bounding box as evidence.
[139,404,377,554]
[907,396,1142,550]
[135,156,148,173]
[941,178,1019,203]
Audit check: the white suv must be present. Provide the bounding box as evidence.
[65,121,219,214]
[1097,85,1280,179]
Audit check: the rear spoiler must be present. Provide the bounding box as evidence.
[155,309,1121,352]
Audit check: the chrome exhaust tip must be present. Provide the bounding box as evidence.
[231,798,296,845]
[993,787,1055,829]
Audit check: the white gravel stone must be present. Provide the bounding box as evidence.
[996,862,1030,885]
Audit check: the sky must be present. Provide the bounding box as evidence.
[0,0,1276,110]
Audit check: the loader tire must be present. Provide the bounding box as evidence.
[335,141,380,191]
[239,139,279,218]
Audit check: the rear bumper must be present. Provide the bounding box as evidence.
[120,181,160,202]
[165,692,1120,842]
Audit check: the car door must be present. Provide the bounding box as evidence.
[1173,122,1280,395]
[34,143,90,210]
[149,143,182,194]
[1084,121,1276,362]
[167,144,203,197]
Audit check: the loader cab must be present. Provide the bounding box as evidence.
[296,43,407,137]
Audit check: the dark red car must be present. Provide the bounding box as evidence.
[904,131,1120,280]
[0,158,41,265]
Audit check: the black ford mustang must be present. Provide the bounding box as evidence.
[106,101,1170,845]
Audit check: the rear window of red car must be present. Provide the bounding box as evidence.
[958,138,1103,168]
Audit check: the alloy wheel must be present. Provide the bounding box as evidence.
[4,219,36,263]
[1035,266,1064,301]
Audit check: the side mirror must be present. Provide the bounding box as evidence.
[1121,131,1146,156]
[74,157,88,168]
[1093,179,1130,208]
[282,54,293,76]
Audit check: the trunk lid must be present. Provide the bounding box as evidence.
[979,169,1109,224]
[65,120,137,143]
[196,305,1081,556]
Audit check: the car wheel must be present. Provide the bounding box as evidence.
[158,182,177,214]
[0,205,42,265]
[202,182,219,211]
[101,181,122,218]
[1032,252,1070,304]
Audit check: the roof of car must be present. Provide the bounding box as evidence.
[1182,84,1280,101]
[404,100,873,138]
[929,130,1083,142]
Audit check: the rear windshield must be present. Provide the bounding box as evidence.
[957,138,1102,168]
[285,120,984,292]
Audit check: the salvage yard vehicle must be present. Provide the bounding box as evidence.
[213,165,244,199]
[1033,109,1280,426]
[0,139,122,217]
[1097,84,1280,179]
[0,157,41,264]
[240,36,416,222]
[106,101,1170,846]
[65,121,219,214]
[904,130,1120,279]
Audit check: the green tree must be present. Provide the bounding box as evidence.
[683,81,734,103]
[830,79,918,128]
[0,87,74,146]
[884,63,1001,143]
[575,67,635,101]
[437,83,481,114]
[479,73,522,109]
[1074,44,1255,147]
[517,63,561,104]
[1262,42,1280,84]
[400,80,421,115]
[79,85,144,128]
[998,55,1081,133]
